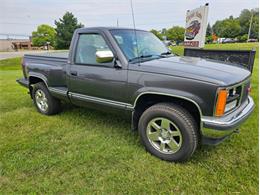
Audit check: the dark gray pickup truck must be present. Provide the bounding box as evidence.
[17,27,255,162]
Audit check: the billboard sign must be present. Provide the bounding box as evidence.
[184,4,209,48]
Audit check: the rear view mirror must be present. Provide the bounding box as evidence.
[96,50,114,63]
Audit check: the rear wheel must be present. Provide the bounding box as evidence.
[32,82,61,115]
[138,103,198,162]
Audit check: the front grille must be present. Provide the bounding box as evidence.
[224,80,250,114]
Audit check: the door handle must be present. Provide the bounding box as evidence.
[70,71,78,76]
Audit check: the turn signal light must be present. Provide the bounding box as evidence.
[215,90,228,117]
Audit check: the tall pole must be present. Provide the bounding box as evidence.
[247,11,254,42]
[117,18,119,27]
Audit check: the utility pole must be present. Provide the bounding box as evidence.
[247,11,254,42]
[117,19,119,27]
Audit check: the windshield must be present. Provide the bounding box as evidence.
[110,29,170,62]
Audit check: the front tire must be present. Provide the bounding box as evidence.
[138,103,198,162]
[32,82,61,115]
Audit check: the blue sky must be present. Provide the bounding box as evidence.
[0,0,258,38]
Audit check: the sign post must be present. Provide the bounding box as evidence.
[184,3,209,48]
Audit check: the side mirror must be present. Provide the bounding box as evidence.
[96,50,114,63]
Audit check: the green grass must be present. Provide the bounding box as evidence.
[0,43,258,194]
[0,57,22,71]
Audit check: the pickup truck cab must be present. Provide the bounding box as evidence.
[17,27,255,162]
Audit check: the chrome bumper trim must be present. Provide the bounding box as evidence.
[201,96,255,131]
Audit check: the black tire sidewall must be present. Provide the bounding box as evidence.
[138,104,197,162]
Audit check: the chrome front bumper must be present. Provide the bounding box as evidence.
[201,96,255,144]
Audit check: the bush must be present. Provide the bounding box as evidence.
[237,34,248,42]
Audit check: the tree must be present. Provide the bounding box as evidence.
[239,8,259,39]
[55,12,84,49]
[161,28,167,35]
[212,17,241,38]
[166,26,185,43]
[150,29,163,40]
[32,24,56,47]
[206,23,212,36]
[211,8,259,40]
[237,34,248,42]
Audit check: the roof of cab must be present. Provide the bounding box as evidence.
[76,26,145,33]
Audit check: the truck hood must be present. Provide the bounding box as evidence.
[130,56,251,86]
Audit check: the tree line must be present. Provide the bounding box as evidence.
[32,8,258,49]
[150,8,259,43]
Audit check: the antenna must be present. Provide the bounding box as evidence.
[130,0,136,29]
[130,0,140,64]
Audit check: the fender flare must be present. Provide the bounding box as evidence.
[28,72,49,87]
[131,91,203,131]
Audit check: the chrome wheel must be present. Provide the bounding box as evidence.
[146,117,182,154]
[35,89,48,112]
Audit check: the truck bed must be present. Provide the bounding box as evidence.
[24,51,69,88]
[25,51,69,61]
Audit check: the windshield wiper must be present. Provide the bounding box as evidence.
[129,52,173,63]
[128,54,153,62]
[160,51,172,56]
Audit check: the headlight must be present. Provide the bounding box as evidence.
[225,99,238,113]
[215,85,242,116]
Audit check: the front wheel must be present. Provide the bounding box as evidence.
[138,103,198,162]
[32,82,61,115]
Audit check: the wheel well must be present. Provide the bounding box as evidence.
[132,94,201,131]
[28,76,46,98]
[29,76,45,85]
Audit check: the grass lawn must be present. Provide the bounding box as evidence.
[0,43,258,194]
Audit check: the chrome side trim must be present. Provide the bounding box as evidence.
[49,87,67,96]
[69,92,133,109]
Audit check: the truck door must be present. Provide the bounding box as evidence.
[68,32,130,111]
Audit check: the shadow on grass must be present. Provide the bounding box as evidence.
[60,103,140,143]
[58,103,221,163]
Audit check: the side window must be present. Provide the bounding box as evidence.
[75,34,112,65]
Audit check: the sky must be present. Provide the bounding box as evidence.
[0,0,259,39]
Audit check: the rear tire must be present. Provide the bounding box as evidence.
[32,82,61,115]
[138,103,198,162]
